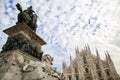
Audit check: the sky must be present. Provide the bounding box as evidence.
[0,0,120,74]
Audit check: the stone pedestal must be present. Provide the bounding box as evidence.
[1,23,46,60]
[0,50,60,80]
[0,23,64,80]
[3,23,46,46]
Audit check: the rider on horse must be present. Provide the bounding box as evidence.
[16,3,37,32]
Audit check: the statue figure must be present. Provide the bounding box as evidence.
[16,3,37,31]
[42,54,53,65]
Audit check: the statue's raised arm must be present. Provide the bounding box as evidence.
[16,3,23,12]
[16,3,37,32]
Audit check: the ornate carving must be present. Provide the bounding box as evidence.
[41,54,65,80]
[42,54,53,65]
[1,34,43,60]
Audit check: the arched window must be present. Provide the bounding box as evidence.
[85,77,92,80]
[96,64,99,69]
[76,76,79,80]
[75,68,78,73]
[85,68,89,73]
[108,78,113,80]
[83,56,87,63]
[68,76,71,80]
[98,72,102,77]
[106,71,110,76]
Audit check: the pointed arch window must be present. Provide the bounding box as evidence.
[96,64,99,69]
[85,68,89,73]
[68,76,71,80]
[75,68,78,73]
[106,71,110,76]
[76,76,79,80]
[83,56,87,63]
[86,77,92,80]
[98,72,102,77]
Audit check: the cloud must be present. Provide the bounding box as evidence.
[0,0,120,74]
[110,31,120,47]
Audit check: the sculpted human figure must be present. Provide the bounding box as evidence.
[16,3,37,31]
[42,54,53,65]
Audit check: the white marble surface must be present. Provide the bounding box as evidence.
[0,0,120,74]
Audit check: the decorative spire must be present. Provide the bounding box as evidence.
[70,54,72,62]
[84,44,88,55]
[75,46,79,55]
[87,44,89,49]
[105,51,113,65]
[85,44,88,50]
[105,52,108,61]
[106,51,113,63]
[62,59,66,69]
[77,46,79,53]
[96,47,100,59]
[87,44,91,54]
[82,43,86,49]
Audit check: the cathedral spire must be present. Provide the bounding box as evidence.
[62,59,66,69]
[75,46,79,55]
[84,44,88,50]
[87,44,91,54]
[106,51,113,64]
[62,59,68,79]
[96,48,100,59]
[105,51,113,65]
[105,52,108,61]
[70,54,72,63]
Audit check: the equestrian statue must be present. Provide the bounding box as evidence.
[16,3,37,32]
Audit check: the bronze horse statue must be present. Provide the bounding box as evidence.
[16,3,37,31]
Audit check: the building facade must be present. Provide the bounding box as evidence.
[62,46,120,80]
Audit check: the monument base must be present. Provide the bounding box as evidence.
[0,50,63,80]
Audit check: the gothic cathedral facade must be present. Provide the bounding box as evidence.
[62,46,120,80]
